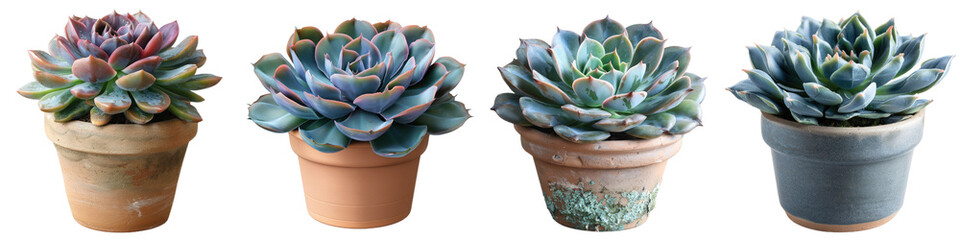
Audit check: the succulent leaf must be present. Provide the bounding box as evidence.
[299,119,351,153]
[411,100,470,134]
[371,124,428,157]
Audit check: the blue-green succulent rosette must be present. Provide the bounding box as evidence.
[492,17,705,143]
[248,19,469,157]
[728,13,952,126]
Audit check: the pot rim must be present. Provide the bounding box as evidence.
[288,130,429,168]
[44,113,198,155]
[514,125,682,169]
[761,110,925,134]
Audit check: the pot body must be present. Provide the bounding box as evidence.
[515,126,682,231]
[288,131,428,228]
[44,114,197,232]
[761,111,924,232]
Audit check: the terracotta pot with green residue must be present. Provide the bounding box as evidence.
[515,126,682,231]
[44,113,197,232]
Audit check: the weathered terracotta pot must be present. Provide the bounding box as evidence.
[761,111,924,232]
[44,113,197,232]
[515,125,682,231]
[288,131,428,228]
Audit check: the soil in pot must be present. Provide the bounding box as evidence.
[515,126,682,231]
[44,113,198,232]
[288,131,429,228]
[760,111,924,232]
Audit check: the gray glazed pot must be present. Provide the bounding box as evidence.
[760,111,924,232]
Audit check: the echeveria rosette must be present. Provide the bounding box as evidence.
[728,13,953,125]
[248,19,470,158]
[17,12,220,125]
[491,17,705,143]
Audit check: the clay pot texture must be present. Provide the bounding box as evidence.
[43,113,197,232]
[761,111,924,232]
[288,131,428,228]
[515,125,682,231]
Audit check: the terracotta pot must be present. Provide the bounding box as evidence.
[515,125,682,231]
[760,111,924,232]
[44,113,197,232]
[288,131,428,228]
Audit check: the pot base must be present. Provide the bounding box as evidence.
[786,211,897,232]
[307,209,410,229]
[74,217,168,232]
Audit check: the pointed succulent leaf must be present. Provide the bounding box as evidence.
[179,74,222,90]
[300,119,352,153]
[790,111,819,125]
[69,82,103,99]
[582,17,624,42]
[492,93,532,126]
[29,50,72,74]
[33,71,78,88]
[576,38,605,71]
[354,86,405,113]
[93,82,131,114]
[838,83,877,113]
[877,69,944,95]
[89,106,111,126]
[334,110,393,141]
[633,88,692,115]
[631,37,665,77]
[154,64,198,85]
[553,125,610,143]
[116,70,156,91]
[802,82,842,106]
[122,56,162,74]
[830,62,870,90]
[408,39,436,82]
[301,92,354,119]
[601,91,647,113]
[249,94,307,132]
[617,62,646,94]
[572,77,615,107]
[130,87,171,114]
[658,46,691,77]
[253,53,291,89]
[157,21,179,50]
[18,82,61,99]
[168,98,202,122]
[783,92,824,117]
[532,71,576,105]
[157,35,198,62]
[108,44,142,70]
[371,124,428,157]
[39,88,76,112]
[684,73,707,103]
[560,104,611,123]
[896,35,925,76]
[744,69,784,99]
[124,106,153,124]
[603,33,633,64]
[518,97,573,128]
[871,54,904,86]
[412,100,470,134]
[381,86,437,123]
[592,114,646,132]
[625,22,662,47]
[331,74,381,101]
[552,29,580,84]
[525,43,560,81]
[401,25,435,45]
[728,82,781,114]
[289,39,320,76]
[334,19,377,40]
[901,99,931,114]
[870,95,918,113]
[72,56,117,83]
[53,101,92,122]
[435,57,464,96]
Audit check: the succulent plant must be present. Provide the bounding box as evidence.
[491,17,705,143]
[248,19,469,157]
[17,12,219,126]
[728,13,952,125]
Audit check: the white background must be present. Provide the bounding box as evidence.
[2,0,958,239]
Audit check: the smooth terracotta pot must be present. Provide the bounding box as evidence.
[515,125,682,231]
[761,111,924,232]
[288,131,428,228]
[44,113,197,232]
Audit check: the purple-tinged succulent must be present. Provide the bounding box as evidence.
[248,19,469,158]
[18,12,220,125]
